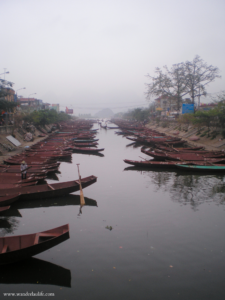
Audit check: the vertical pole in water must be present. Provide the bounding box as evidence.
[77,164,85,206]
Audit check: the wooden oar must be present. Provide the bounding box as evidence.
[76,164,85,206]
[20,166,32,173]
[172,146,179,152]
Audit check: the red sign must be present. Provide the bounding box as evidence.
[65,107,73,114]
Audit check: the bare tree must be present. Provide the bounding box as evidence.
[184,55,221,104]
[145,63,189,111]
[145,56,221,108]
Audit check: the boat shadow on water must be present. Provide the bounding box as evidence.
[124,166,225,177]
[73,152,105,158]
[0,257,71,287]
[0,208,22,218]
[125,142,143,148]
[12,194,98,210]
[0,217,20,235]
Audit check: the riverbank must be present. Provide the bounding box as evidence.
[146,121,225,151]
[0,133,48,164]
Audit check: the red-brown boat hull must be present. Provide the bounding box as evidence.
[0,175,97,201]
[0,224,70,264]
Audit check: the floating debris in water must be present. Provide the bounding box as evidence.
[105,226,113,231]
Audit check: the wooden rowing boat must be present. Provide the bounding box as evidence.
[0,168,48,176]
[0,195,21,207]
[141,148,225,161]
[176,164,225,172]
[73,142,98,147]
[72,139,99,143]
[0,182,38,189]
[4,158,57,165]
[0,206,10,213]
[0,224,70,264]
[0,175,97,202]
[72,147,104,153]
[0,173,45,182]
[123,159,178,169]
[155,145,205,152]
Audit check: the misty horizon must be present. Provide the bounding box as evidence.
[1,0,224,115]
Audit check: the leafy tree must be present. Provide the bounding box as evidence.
[178,113,195,125]
[0,99,18,111]
[23,109,71,126]
[123,107,151,121]
[192,109,218,136]
[57,111,72,122]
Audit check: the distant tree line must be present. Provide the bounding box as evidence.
[122,104,155,121]
[23,109,72,126]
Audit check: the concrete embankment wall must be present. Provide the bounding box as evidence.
[146,121,225,151]
[0,125,14,134]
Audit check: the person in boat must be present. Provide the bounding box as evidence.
[20,161,28,179]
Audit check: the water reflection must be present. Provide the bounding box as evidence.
[170,173,225,209]
[78,203,85,216]
[125,167,225,209]
[12,194,98,210]
[0,217,19,236]
[0,258,71,287]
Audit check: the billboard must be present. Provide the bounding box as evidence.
[65,107,73,114]
[182,104,194,114]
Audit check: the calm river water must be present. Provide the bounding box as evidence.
[1,124,225,299]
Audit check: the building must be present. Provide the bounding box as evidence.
[51,104,60,112]
[154,95,180,112]
[18,98,50,112]
[0,87,15,102]
[198,103,217,111]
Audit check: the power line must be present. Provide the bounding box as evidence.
[60,103,149,110]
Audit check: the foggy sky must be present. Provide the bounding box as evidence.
[1,0,225,115]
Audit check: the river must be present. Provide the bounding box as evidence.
[1,123,225,300]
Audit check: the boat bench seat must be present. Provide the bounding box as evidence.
[48,184,55,190]
[2,244,8,253]
[34,233,59,244]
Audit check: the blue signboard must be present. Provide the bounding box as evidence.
[182,104,194,114]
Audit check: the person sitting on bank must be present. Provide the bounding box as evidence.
[20,161,28,179]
